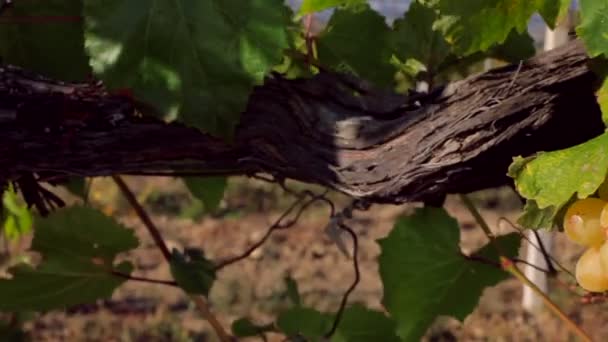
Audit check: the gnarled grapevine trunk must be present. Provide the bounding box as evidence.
[0,40,602,205]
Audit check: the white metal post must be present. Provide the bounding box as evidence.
[522,12,571,312]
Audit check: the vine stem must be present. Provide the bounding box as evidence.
[459,194,502,254]
[324,223,360,338]
[499,217,575,280]
[112,175,232,342]
[501,257,591,342]
[459,194,592,342]
[111,270,178,287]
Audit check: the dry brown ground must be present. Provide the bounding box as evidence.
[4,177,608,341]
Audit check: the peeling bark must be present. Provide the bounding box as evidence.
[0,40,603,205]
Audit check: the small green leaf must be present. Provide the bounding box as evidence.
[331,304,400,342]
[378,208,519,341]
[577,0,608,57]
[299,0,365,14]
[184,177,227,212]
[0,0,90,80]
[510,132,608,209]
[169,248,216,296]
[231,318,274,337]
[317,5,396,87]
[277,307,332,340]
[2,186,32,240]
[285,276,301,307]
[84,0,291,135]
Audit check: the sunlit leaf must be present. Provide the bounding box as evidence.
[431,0,552,55]
[598,76,608,125]
[509,133,608,209]
[577,0,608,57]
[84,0,291,135]
[2,186,32,240]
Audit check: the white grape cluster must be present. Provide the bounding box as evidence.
[565,182,608,292]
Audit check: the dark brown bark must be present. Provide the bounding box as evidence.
[0,40,603,205]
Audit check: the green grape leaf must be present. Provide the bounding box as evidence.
[84,0,291,135]
[316,5,396,87]
[169,248,216,296]
[2,186,32,240]
[431,0,546,55]
[509,132,608,209]
[231,318,274,337]
[577,0,608,57]
[184,177,227,212]
[299,0,365,14]
[392,1,451,78]
[518,196,575,230]
[0,0,90,80]
[331,304,400,342]
[598,76,608,125]
[284,276,301,307]
[518,200,559,229]
[378,208,520,341]
[0,260,133,312]
[277,307,332,339]
[0,206,138,311]
[32,206,139,263]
